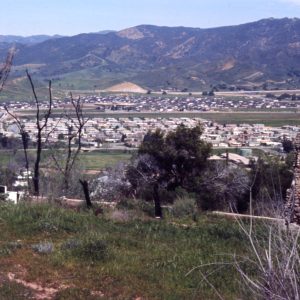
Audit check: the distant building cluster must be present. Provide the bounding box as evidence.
[2,93,300,112]
[1,112,300,150]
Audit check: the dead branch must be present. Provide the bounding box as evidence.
[51,94,88,192]
[3,106,30,189]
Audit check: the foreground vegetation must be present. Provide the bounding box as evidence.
[0,202,262,299]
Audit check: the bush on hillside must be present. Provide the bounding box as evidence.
[62,233,109,261]
[172,196,198,218]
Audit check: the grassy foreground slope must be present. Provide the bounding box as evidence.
[0,203,252,299]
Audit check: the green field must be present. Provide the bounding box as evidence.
[79,151,132,170]
[0,203,258,299]
[16,110,300,127]
[0,151,15,166]
[198,112,300,126]
[0,147,271,172]
[0,149,132,172]
[58,111,300,127]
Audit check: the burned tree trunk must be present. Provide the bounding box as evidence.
[27,70,53,196]
[153,183,162,218]
[79,179,92,209]
[33,130,42,196]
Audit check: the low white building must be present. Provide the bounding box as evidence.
[0,186,24,204]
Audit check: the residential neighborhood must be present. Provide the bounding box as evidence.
[2,93,300,112]
[1,111,299,151]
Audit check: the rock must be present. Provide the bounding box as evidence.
[31,242,54,254]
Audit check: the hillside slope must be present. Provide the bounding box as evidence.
[2,18,300,93]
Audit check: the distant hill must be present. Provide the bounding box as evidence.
[105,82,147,93]
[0,34,63,45]
[2,18,300,95]
[95,30,116,35]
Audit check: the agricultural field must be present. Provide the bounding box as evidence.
[198,112,300,126]
[71,111,300,127]
[16,110,300,127]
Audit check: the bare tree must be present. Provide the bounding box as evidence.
[51,94,89,192]
[26,70,53,196]
[3,107,30,188]
[3,71,54,196]
[0,50,31,188]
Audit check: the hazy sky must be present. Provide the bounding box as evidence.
[1,0,300,36]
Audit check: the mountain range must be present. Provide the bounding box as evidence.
[0,34,64,45]
[2,18,300,95]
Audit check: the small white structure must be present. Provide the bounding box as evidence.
[13,170,32,188]
[0,185,24,204]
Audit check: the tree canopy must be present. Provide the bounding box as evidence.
[127,124,212,217]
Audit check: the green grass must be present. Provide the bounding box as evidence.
[15,110,300,127]
[198,112,300,126]
[0,147,268,174]
[79,151,131,170]
[0,149,132,171]
[0,203,255,299]
[0,150,14,166]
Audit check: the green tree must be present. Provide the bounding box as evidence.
[127,124,212,217]
[282,138,294,153]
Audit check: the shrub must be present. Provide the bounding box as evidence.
[61,239,81,251]
[81,238,108,261]
[116,198,155,217]
[138,200,155,217]
[63,233,109,261]
[116,198,138,210]
[109,210,132,222]
[0,193,8,202]
[172,196,198,218]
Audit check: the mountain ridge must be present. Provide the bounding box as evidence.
[2,18,300,93]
